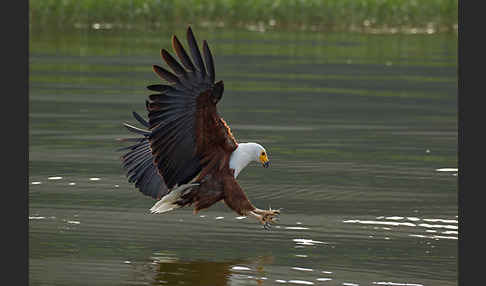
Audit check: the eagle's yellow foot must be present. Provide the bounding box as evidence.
[250,208,281,230]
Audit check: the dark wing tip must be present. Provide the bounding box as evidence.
[187,25,194,35]
[161,49,186,75]
[132,111,150,128]
[202,40,215,83]
[152,64,180,84]
[186,26,206,75]
[172,34,196,72]
[123,122,151,136]
[147,84,172,92]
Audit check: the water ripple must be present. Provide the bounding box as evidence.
[343,219,416,227]
[288,280,314,285]
[48,176,63,180]
[409,234,457,240]
[293,239,327,246]
[291,267,313,272]
[373,282,424,286]
[285,226,310,230]
[417,223,457,230]
[343,215,458,241]
[231,266,251,271]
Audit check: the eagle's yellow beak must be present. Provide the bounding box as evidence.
[260,153,270,168]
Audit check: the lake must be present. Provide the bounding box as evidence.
[29,25,457,286]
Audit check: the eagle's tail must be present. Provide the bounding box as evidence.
[149,183,199,214]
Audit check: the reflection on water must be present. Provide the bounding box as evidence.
[154,259,247,286]
[30,26,457,286]
[130,255,275,286]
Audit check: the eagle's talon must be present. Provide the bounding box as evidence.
[250,208,281,230]
[263,222,271,231]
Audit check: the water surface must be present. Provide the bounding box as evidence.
[29,26,457,285]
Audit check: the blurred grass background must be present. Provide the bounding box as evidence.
[30,0,457,33]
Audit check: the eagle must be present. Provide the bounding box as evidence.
[119,26,280,230]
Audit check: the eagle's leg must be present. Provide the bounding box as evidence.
[222,174,281,230]
[249,208,281,230]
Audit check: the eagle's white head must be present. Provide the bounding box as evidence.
[229,142,270,178]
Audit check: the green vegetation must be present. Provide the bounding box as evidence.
[30,0,457,33]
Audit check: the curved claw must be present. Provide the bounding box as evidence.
[263,222,272,231]
[250,208,282,231]
[270,217,280,223]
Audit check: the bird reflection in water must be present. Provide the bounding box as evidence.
[149,255,274,286]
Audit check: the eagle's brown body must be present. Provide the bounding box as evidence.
[119,26,279,229]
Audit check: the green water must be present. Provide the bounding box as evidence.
[29,26,457,286]
[30,0,458,33]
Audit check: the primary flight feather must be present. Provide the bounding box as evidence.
[119,26,280,230]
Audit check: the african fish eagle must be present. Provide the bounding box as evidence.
[119,26,280,230]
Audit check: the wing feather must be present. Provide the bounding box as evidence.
[123,122,151,136]
[128,155,153,182]
[147,84,173,93]
[202,40,215,83]
[172,35,196,72]
[132,111,149,128]
[152,65,180,85]
[161,49,186,76]
[118,121,169,199]
[119,26,238,198]
[186,26,207,77]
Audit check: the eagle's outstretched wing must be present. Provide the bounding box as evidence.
[120,26,237,199]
